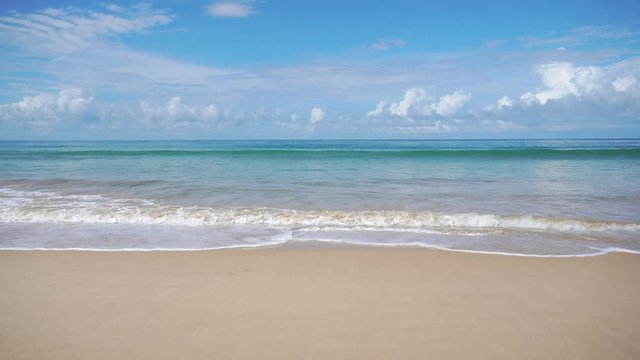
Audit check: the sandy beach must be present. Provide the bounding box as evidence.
[1,247,639,359]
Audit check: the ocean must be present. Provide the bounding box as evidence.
[1,139,639,256]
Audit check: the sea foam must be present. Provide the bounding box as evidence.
[1,188,638,233]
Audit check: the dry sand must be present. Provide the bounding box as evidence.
[1,247,639,359]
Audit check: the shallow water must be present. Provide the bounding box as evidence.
[1,139,639,256]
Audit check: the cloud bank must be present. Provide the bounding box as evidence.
[0,88,93,129]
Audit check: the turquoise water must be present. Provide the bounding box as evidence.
[1,139,639,255]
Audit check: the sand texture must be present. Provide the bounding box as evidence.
[1,247,639,359]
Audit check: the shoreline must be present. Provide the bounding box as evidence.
[2,247,640,359]
[1,239,639,258]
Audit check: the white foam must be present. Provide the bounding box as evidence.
[2,243,637,258]
[294,226,503,236]
[286,240,640,258]
[1,188,638,233]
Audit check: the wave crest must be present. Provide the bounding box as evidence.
[1,188,637,233]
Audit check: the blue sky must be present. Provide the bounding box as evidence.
[0,0,639,139]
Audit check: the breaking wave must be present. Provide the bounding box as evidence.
[1,188,638,233]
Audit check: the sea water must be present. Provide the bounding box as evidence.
[1,139,639,256]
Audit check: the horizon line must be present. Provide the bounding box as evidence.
[1,138,640,142]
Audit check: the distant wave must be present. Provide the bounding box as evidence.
[4,148,640,159]
[1,188,638,233]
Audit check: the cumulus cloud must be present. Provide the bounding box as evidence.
[485,96,514,112]
[388,88,427,117]
[374,88,470,118]
[366,101,387,118]
[520,62,620,105]
[140,97,220,129]
[478,58,640,133]
[496,96,513,109]
[0,5,172,52]
[613,76,637,93]
[435,90,471,116]
[519,60,639,106]
[0,88,93,128]
[310,107,325,125]
[207,1,254,17]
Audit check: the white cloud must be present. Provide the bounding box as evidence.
[479,58,640,132]
[519,60,639,106]
[379,88,470,118]
[57,88,93,114]
[371,38,406,51]
[207,2,254,18]
[497,96,513,109]
[520,62,603,105]
[612,76,637,93]
[0,88,93,128]
[103,3,126,13]
[140,97,220,130]
[2,5,639,138]
[367,101,386,118]
[573,65,603,94]
[0,5,171,52]
[388,88,427,117]
[434,90,471,116]
[523,25,638,47]
[310,107,325,125]
[0,4,238,100]
[572,25,637,40]
[482,95,512,111]
[108,50,231,86]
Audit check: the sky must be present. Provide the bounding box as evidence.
[0,0,639,139]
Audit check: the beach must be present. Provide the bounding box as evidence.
[2,247,639,359]
[2,0,640,358]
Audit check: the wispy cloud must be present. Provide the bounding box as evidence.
[370,38,407,51]
[0,4,233,98]
[522,25,639,47]
[484,39,505,47]
[206,1,254,18]
[0,4,171,52]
